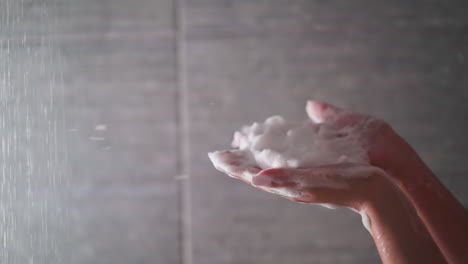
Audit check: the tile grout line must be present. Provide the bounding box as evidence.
[173,0,192,264]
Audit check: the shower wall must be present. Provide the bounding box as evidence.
[1,0,467,263]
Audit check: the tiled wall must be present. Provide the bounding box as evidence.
[1,0,467,263]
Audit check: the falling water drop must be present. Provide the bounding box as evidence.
[1,0,69,263]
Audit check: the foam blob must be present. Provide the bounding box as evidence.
[223,115,368,170]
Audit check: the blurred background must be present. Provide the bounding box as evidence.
[1,0,467,263]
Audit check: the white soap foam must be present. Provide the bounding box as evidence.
[318,203,338,210]
[231,115,367,170]
[349,207,371,233]
[208,150,259,182]
[265,187,303,198]
[209,115,369,200]
[361,211,371,233]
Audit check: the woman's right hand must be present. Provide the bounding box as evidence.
[305,100,431,187]
[305,100,468,264]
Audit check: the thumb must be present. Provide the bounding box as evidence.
[306,100,342,123]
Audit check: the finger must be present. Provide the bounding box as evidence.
[253,164,384,206]
[252,168,349,205]
[208,150,261,183]
[252,168,300,188]
[306,100,342,123]
[254,163,383,189]
[262,186,305,199]
[253,166,350,189]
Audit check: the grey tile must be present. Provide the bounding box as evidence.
[1,1,70,263]
[59,0,181,262]
[1,0,180,263]
[191,175,378,264]
[0,199,69,263]
[184,1,468,263]
[70,186,179,264]
[440,176,468,208]
[58,0,178,189]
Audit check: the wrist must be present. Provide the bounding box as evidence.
[389,162,438,195]
[356,170,402,213]
[366,174,402,209]
[363,175,422,232]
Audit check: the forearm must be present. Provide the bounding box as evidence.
[365,179,446,264]
[396,165,468,264]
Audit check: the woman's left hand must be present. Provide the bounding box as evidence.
[209,150,447,264]
[210,150,386,210]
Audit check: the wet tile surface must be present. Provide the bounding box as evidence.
[59,0,180,263]
[1,0,468,264]
[183,1,468,263]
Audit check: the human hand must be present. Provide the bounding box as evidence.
[209,150,388,211]
[305,100,433,186]
[306,101,468,264]
[210,101,455,264]
[209,149,447,264]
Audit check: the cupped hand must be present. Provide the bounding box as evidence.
[305,100,431,185]
[209,150,449,264]
[209,150,389,210]
[307,101,468,264]
[210,101,456,264]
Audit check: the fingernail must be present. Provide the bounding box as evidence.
[307,101,325,123]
